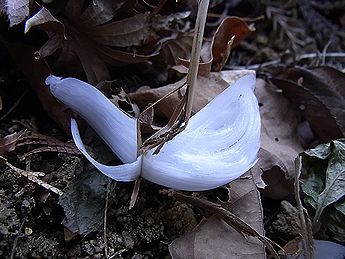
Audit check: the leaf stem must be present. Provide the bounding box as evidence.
[184,0,209,126]
[139,0,210,154]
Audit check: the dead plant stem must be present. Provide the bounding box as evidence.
[184,0,209,126]
[139,0,209,154]
[294,156,314,259]
[104,178,111,258]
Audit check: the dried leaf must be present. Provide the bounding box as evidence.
[211,16,254,71]
[179,16,254,75]
[301,139,345,225]
[271,66,345,142]
[87,13,152,47]
[158,33,194,67]
[152,11,191,31]
[24,7,64,34]
[78,0,127,27]
[58,124,119,236]
[109,89,140,118]
[252,79,302,199]
[1,0,31,27]
[0,131,25,155]
[25,1,190,84]
[170,171,266,259]
[129,70,254,119]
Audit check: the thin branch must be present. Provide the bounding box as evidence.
[1,156,63,196]
[129,177,142,210]
[103,178,111,258]
[184,0,209,126]
[139,0,210,154]
[294,156,314,259]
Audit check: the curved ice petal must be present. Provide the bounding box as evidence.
[141,74,260,191]
[46,75,137,164]
[71,118,141,181]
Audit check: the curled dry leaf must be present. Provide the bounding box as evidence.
[158,32,194,68]
[271,66,345,142]
[24,1,191,84]
[179,16,254,76]
[252,79,302,199]
[24,7,64,34]
[211,16,255,71]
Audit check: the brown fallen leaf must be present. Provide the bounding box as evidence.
[211,16,255,71]
[170,171,266,259]
[271,66,345,142]
[129,70,254,120]
[25,1,191,84]
[252,79,302,199]
[158,32,194,68]
[179,16,254,76]
[0,130,26,155]
[24,6,64,34]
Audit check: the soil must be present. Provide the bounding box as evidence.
[0,136,198,258]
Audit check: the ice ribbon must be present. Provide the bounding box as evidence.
[46,74,261,191]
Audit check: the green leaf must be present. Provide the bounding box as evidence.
[59,167,112,236]
[334,199,345,216]
[58,127,117,236]
[301,139,345,224]
[323,206,345,243]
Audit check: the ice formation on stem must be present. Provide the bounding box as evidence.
[46,74,261,191]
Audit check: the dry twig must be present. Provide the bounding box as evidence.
[294,156,315,259]
[139,0,210,154]
[0,156,63,196]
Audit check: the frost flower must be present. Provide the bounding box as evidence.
[46,74,261,191]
